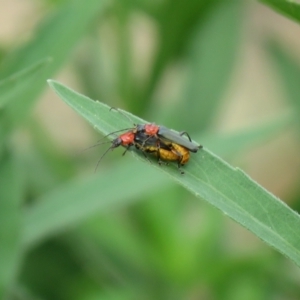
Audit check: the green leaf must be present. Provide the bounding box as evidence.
[23,160,167,248]
[0,59,50,109]
[267,41,300,131]
[259,0,300,23]
[204,113,292,157]
[0,0,109,131]
[46,80,300,267]
[22,112,289,250]
[143,0,221,110]
[0,151,22,298]
[179,0,243,131]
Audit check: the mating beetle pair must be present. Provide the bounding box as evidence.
[95,108,202,174]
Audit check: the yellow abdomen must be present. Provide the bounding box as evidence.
[170,144,190,165]
[157,144,190,165]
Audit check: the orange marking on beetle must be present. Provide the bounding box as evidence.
[144,124,159,136]
[119,132,135,145]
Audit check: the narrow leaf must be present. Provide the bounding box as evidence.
[0,58,50,109]
[267,41,300,131]
[180,0,243,130]
[22,113,290,249]
[0,0,108,130]
[23,160,167,248]
[143,0,220,109]
[204,113,292,157]
[42,80,300,267]
[0,152,22,298]
[260,0,300,23]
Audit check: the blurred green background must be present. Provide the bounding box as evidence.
[1,0,300,299]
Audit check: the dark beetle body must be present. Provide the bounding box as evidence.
[136,124,201,153]
[108,130,190,172]
[134,131,191,173]
[95,108,202,173]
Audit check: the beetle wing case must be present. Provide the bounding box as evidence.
[158,126,200,152]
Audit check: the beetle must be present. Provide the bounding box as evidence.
[135,123,201,153]
[87,128,162,170]
[89,108,202,173]
[109,107,202,153]
[135,131,192,174]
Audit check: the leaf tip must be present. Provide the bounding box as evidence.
[47,79,59,90]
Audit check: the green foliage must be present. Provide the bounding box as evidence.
[0,59,50,109]
[49,81,300,267]
[1,0,300,299]
[0,151,22,299]
[0,0,108,131]
[259,0,300,22]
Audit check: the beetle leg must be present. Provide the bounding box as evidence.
[122,145,131,156]
[179,131,192,142]
[170,147,185,174]
[178,164,184,175]
[155,143,168,166]
[110,107,136,126]
[175,155,185,174]
[156,143,162,165]
[141,150,152,164]
[141,134,159,147]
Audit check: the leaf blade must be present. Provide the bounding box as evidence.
[0,0,109,130]
[23,160,167,248]
[260,0,300,23]
[44,80,300,267]
[0,152,22,298]
[0,58,50,109]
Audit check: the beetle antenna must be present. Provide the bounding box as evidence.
[94,145,114,172]
[82,127,134,150]
[179,131,192,142]
[97,128,134,142]
[110,107,136,126]
[78,140,112,155]
[77,128,134,156]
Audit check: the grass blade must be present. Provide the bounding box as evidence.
[259,0,300,22]
[0,152,22,298]
[43,80,300,267]
[180,0,243,130]
[23,161,166,248]
[0,0,108,130]
[0,59,50,109]
[23,115,290,249]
